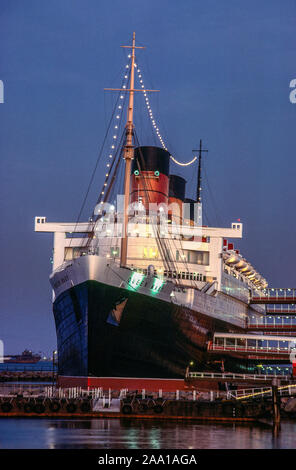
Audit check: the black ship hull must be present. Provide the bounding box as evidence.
[53,280,246,379]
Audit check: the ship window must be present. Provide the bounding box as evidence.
[66,232,89,238]
[237,338,246,348]
[143,247,159,259]
[180,250,209,265]
[226,338,236,347]
[215,337,224,347]
[110,247,119,257]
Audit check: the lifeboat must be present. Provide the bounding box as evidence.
[234,259,248,271]
[223,252,240,265]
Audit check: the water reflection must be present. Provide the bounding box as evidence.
[0,418,295,449]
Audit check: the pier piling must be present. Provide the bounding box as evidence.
[272,378,281,425]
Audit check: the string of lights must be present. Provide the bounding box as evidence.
[170,155,197,166]
[97,60,131,214]
[135,63,198,167]
[135,63,167,150]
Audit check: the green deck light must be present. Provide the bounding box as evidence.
[154,170,160,177]
[128,272,145,290]
[134,170,139,176]
[151,277,164,294]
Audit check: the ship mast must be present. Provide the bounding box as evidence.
[105,33,158,266]
[120,32,137,266]
[193,139,208,203]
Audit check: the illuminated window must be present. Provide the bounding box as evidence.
[143,247,159,259]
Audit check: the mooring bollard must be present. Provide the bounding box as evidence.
[176,390,179,400]
[193,390,196,401]
[210,391,214,402]
[159,389,162,398]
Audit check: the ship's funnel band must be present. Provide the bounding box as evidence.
[132,146,170,175]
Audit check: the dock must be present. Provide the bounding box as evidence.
[0,377,296,423]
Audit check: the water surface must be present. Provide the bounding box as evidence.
[0,418,295,449]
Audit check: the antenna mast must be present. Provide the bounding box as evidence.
[193,139,208,203]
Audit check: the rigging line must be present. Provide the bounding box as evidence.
[133,135,172,275]
[133,130,176,274]
[68,114,115,249]
[140,43,155,90]
[109,155,124,208]
[133,134,197,286]
[91,83,130,215]
[134,132,198,288]
[101,132,126,205]
[135,60,159,146]
[73,65,131,250]
[83,130,126,250]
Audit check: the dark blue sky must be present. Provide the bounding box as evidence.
[0,0,295,355]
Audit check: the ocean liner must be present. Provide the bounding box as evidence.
[35,33,291,385]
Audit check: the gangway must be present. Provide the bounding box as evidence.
[234,383,296,401]
[251,288,296,304]
[209,332,296,360]
[188,371,291,381]
[247,315,296,332]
